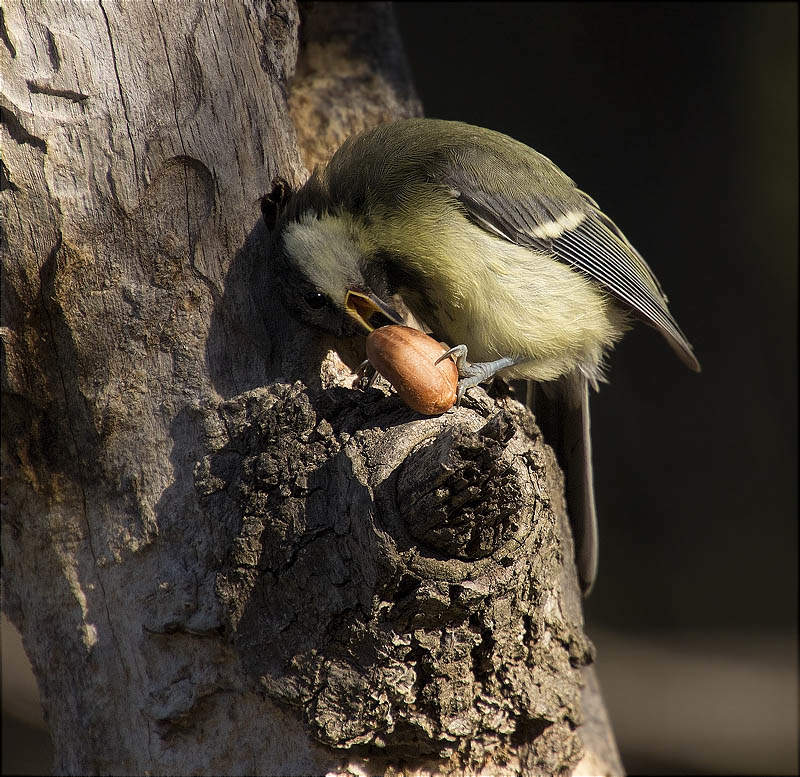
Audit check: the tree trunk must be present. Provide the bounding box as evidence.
[0,1,622,774]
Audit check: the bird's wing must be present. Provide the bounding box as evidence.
[441,163,700,371]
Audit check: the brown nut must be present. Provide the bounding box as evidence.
[365,325,459,415]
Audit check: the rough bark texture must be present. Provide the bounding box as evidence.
[1,1,622,774]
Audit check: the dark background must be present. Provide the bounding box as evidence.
[3,3,796,775]
[393,2,797,774]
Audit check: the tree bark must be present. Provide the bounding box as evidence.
[0,1,622,774]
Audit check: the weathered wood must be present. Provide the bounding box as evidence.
[202,383,591,774]
[1,1,621,774]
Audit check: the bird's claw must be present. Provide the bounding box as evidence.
[435,344,469,373]
[355,359,379,389]
[435,344,485,407]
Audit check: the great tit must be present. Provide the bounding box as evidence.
[269,118,699,594]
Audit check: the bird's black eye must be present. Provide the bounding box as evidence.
[305,292,327,309]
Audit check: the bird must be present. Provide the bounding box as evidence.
[268,118,700,594]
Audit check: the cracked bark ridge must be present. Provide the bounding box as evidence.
[397,413,523,559]
[197,383,594,775]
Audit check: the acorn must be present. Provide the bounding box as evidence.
[365,325,459,415]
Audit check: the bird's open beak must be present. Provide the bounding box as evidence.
[344,290,404,333]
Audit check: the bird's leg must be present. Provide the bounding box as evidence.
[435,345,518,405]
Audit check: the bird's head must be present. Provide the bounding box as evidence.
[272,209,402,338]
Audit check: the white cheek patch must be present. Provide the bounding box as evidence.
[531,210,586,239]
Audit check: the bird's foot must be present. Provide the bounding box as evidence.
[435,345,517,406]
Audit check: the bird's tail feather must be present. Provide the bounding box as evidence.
[528,371,599,595]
